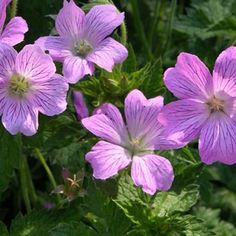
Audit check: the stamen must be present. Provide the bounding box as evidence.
[207,96,225,113]
[74,40,93,58]
[8,74,30,98]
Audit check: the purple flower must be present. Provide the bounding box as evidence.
[73,91,89,120]
[82,89,181,195]
[158,47,236,165]
[35,0,128,84]
[0,43,69,136]
[0,0,28,46]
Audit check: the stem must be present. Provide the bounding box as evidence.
[16,135,31,213]
[130,0,153,60]
[162,0,177,55]
[34,148,61,203]
[25,160,37,206]
[120,22,127,46]
[10,0,18,18]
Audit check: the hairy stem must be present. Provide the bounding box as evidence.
[11,0,18,18]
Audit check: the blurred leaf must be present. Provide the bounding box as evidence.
[0,222,8,236]
[0,127,20,195]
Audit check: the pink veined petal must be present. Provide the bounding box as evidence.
[0,16,28,46]
[63,56,94,84]
[73,91,89,120]
[87,37,128,72]
[213,46,236,97]
[2,98,38,136]
[124,89,164,149]
[158,99,210,145]
[31,74,69,116]
[131,154,174,195]
[82,103,129,146]
[15,44,56,82]
[35,36,73,62]
[56,0,85,39]
[0,79,8,115]
[85,140,131,180]
[0,0,9,32]
[164,53,213,101]
[85,4,124,45]
[199,112,236,165]
[0,43,16,80]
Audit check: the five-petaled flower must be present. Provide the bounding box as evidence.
[0,0,28,46]
[36,0,128,84]
[82,89,182,195]
[158,47,236,165]
[0,43,68,136]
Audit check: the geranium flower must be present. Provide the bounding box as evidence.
[158,47,236,165]
[36,0,128,84]
[73,91,88,120]
[0,43,68,136]
[0,0,28,46]
[82,89,181,195]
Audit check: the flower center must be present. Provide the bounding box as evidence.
[128,137,145,155]
[8,74,30,98]
[74,40,93,58]
[207,96,225,113]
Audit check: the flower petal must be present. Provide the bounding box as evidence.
[35,36,72,62]
[82,103,128,146]
[63,56,94,83]
[15,45,56,82]
[2,98,38,136]
[131,154,174,195]
[213,46,236,97]
[86,141,131,179]
[85,4,124,44]
[73,91,89,120]
[32,74,68,116]
[199,112,236,165]
[164,53,213,101]
[124,89,164,149]
[158,99,210,144]
[56,0,85,38]
[0,17,28,46]
[0,0,7,32]
[87,37,128,72]
[0,42,17,79]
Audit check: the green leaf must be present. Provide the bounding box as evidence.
[152,185,200,217]
[174,0,236,39]
[49,222,97,236]
[0,222,9,236]
[10,205,81,236]
[0,126,20,195]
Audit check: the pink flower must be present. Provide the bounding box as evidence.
[35,0,128,84]
[0,0,28,46]
[0,43,69,136]
[82,89,181,195]
[158,47,236,165]
[73,91,89,120]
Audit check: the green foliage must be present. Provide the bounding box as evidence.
[0,127,20,195]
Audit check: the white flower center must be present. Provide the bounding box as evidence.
[8,74,30,98]
[74,40,93,58]
[207,96,225,113]
[127,137,147,156]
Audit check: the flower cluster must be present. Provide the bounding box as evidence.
[1,0,236,196]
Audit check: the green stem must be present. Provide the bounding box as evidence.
[120,22,127,47]
[34,148,61,203]
[10,0,18,18]
[130,0,153,60]
[25,160,37,206]
[162,0,177,55]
